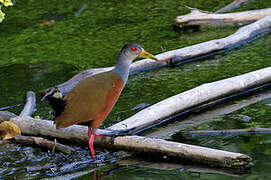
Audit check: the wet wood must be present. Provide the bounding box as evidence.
[174,8,271,27]
[215,0,252,14]
[19,91,36,117]
[43,15,271,97]
[146,88,271,139]
[0,111,16,122]
[0,115,251,167]
[99,135,252,168]
[14,135,75,154]
[108,67,271,133]
[187,128,271,136]
[118,157,250,177]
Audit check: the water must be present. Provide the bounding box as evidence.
[1,0,271,179]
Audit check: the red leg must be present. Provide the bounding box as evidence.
[88,127,96,159]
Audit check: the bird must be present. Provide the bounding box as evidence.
[47,43,157,159]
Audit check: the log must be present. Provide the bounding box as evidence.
[1,116,251,167]
[174,8,271,27]
[118,158,250,177]
[187,128,271,136]
[107,67,271,133]
[146,88,271,139]
[19,91,36,117]
[0,111,16,121]
[44,15,271,97]
[215,0,252,14]
[14,135,75,154]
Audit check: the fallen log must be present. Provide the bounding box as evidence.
[14,135,75,154]
[44,15,271,97]
[174,8,271,27]
[215,0,252,14]
[107,67,271,133]
[0,115,251,168]
[187,128,271,136]
[19,91,36,117]
[146,88,271,139]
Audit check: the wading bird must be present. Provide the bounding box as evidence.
[47,43,157,159]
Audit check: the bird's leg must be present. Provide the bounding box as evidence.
[88,126,96,159]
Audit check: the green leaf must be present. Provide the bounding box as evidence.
[0,9,5,23]
[1,0,13,7]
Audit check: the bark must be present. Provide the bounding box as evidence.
[43,15,271,97]
[0,116,251,168]
[14,135,75,154]
[187,128,271,136]
[215,0,252,14]
[0,111,16,122]
[174,8,271,27]
[107,67,271,133]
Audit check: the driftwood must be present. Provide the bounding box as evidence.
[0,115,251,168]
[19,91,36,117]
[14,135,75,154]
[44,15,271,97]
[215,0,252,14]
[107,67,271,133]
[174,8,271,27]
[187,128,271,136]
[146,88,271,139]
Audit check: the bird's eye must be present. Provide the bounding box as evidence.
[130,47,137,52]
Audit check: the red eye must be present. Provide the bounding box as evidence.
[130,47,137,52]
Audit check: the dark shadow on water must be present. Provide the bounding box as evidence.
[0,62,77,117]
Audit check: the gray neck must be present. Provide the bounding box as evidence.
[113,53,133,83]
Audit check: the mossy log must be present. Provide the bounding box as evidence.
[174,8,271,27]
[43,15,271,97]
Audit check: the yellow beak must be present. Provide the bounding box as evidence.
[139,49,158,60]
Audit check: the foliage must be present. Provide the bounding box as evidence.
[0,0,13,23]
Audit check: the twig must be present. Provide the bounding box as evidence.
[19,91,36,117]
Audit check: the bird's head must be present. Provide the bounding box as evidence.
[121,43,157,61]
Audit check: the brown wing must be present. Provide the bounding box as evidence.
[55,71,124,128]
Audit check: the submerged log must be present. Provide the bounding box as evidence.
[44,15,271,97]
[0,115,251,168]
[107,67,271,133]
[119,157,250,177]
[174,8,271,27]
[187,128,271,136]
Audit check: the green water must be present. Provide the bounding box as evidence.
[1,0,271,179]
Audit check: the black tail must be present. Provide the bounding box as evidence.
[41,87,66,119]
[46,95,66,119]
